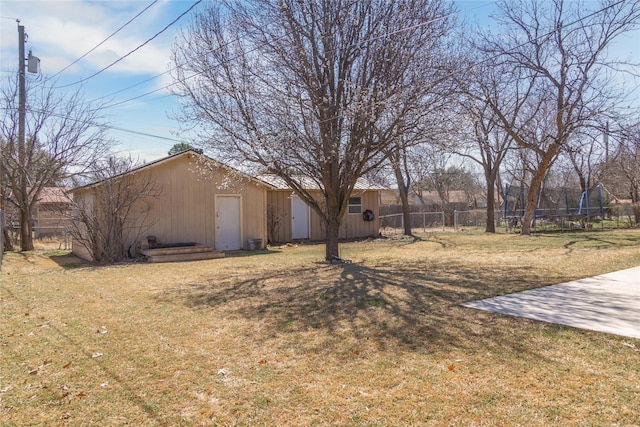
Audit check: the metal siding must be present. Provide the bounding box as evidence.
[267,189,380,242]
[72,154,269,260]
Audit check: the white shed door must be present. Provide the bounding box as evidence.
[216,196,241,250]
[291,196,310,239]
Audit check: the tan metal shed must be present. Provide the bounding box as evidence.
[71,150,273,261]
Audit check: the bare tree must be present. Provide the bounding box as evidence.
[0,74,109,250]
[453,96,513,232]
[471,0,640,234]
[68,156,161,263]
[171,0,455,261]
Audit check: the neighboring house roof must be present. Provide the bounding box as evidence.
[259,174,388,191]
[72,150,276,192]
[3,187,72,207]
[36,187,73,204]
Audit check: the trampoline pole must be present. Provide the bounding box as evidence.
[504,184,509,232]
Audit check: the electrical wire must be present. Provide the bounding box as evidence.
[91,0,495,105]
[94,6,458,110]
[0,104,187,146]
[94,0,630,118]
[9,0,635,153]
[53,0,201,89]
[45,0,159,82]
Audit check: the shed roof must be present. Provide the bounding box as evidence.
[258,174,387,191]
[72,150,276,192]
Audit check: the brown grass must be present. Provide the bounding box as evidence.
[1,230,640,426]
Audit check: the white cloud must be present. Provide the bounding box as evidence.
[1,0,187,78]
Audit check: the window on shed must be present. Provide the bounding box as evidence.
[348,196,362,214]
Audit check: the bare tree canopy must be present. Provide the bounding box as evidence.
[171,0,455,260]
[469,0,640,234]
[0,74,110,250]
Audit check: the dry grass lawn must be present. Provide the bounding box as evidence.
[1,230,640,426]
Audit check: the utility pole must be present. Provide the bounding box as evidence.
[16,21,28,248]
[17,21,26,189]
[12,21,39,251]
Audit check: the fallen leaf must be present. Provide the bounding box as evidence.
[62,362,71,369]
[448,364,456,371]
[76,391,87,398]
[258,359,267,365]
[353,349,360,356]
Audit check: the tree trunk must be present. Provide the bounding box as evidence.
[3,228,14,251]
[400,193,412,236]
[521,163,549,235]
[390,149,413,236]
[394,168,412,236]
[485,175,496,233]
[325,216,341,262]
[19,208,34,251]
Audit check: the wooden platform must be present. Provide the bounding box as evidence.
[141,244,224,263]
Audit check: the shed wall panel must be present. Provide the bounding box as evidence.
[267,189,380,243]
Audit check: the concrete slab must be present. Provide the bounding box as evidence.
[463,266,640,339]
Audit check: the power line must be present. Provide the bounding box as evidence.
[53,0,201,89]
[88,1,491,111]
[86,1,495,109]
[0,105,187,146]
[97,0,623,117]
[94,6,457,110]
[46,0,159,82]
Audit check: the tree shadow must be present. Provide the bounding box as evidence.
[560,231,640,253]
[155,260,553,357]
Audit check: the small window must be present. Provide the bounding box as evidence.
[348,196,362,214]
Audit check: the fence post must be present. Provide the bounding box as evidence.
[442,211,445,231]
[454,210,458,231]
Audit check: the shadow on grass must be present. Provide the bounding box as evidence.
[48,253,88,269]
[155,260,549,356]
[223,248,281,258]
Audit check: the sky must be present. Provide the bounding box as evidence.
[0,0,638,163]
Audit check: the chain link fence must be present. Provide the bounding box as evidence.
[380,205,638,235]
[379,211,446,234]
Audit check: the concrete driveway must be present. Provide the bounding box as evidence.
[463,266,640,339]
